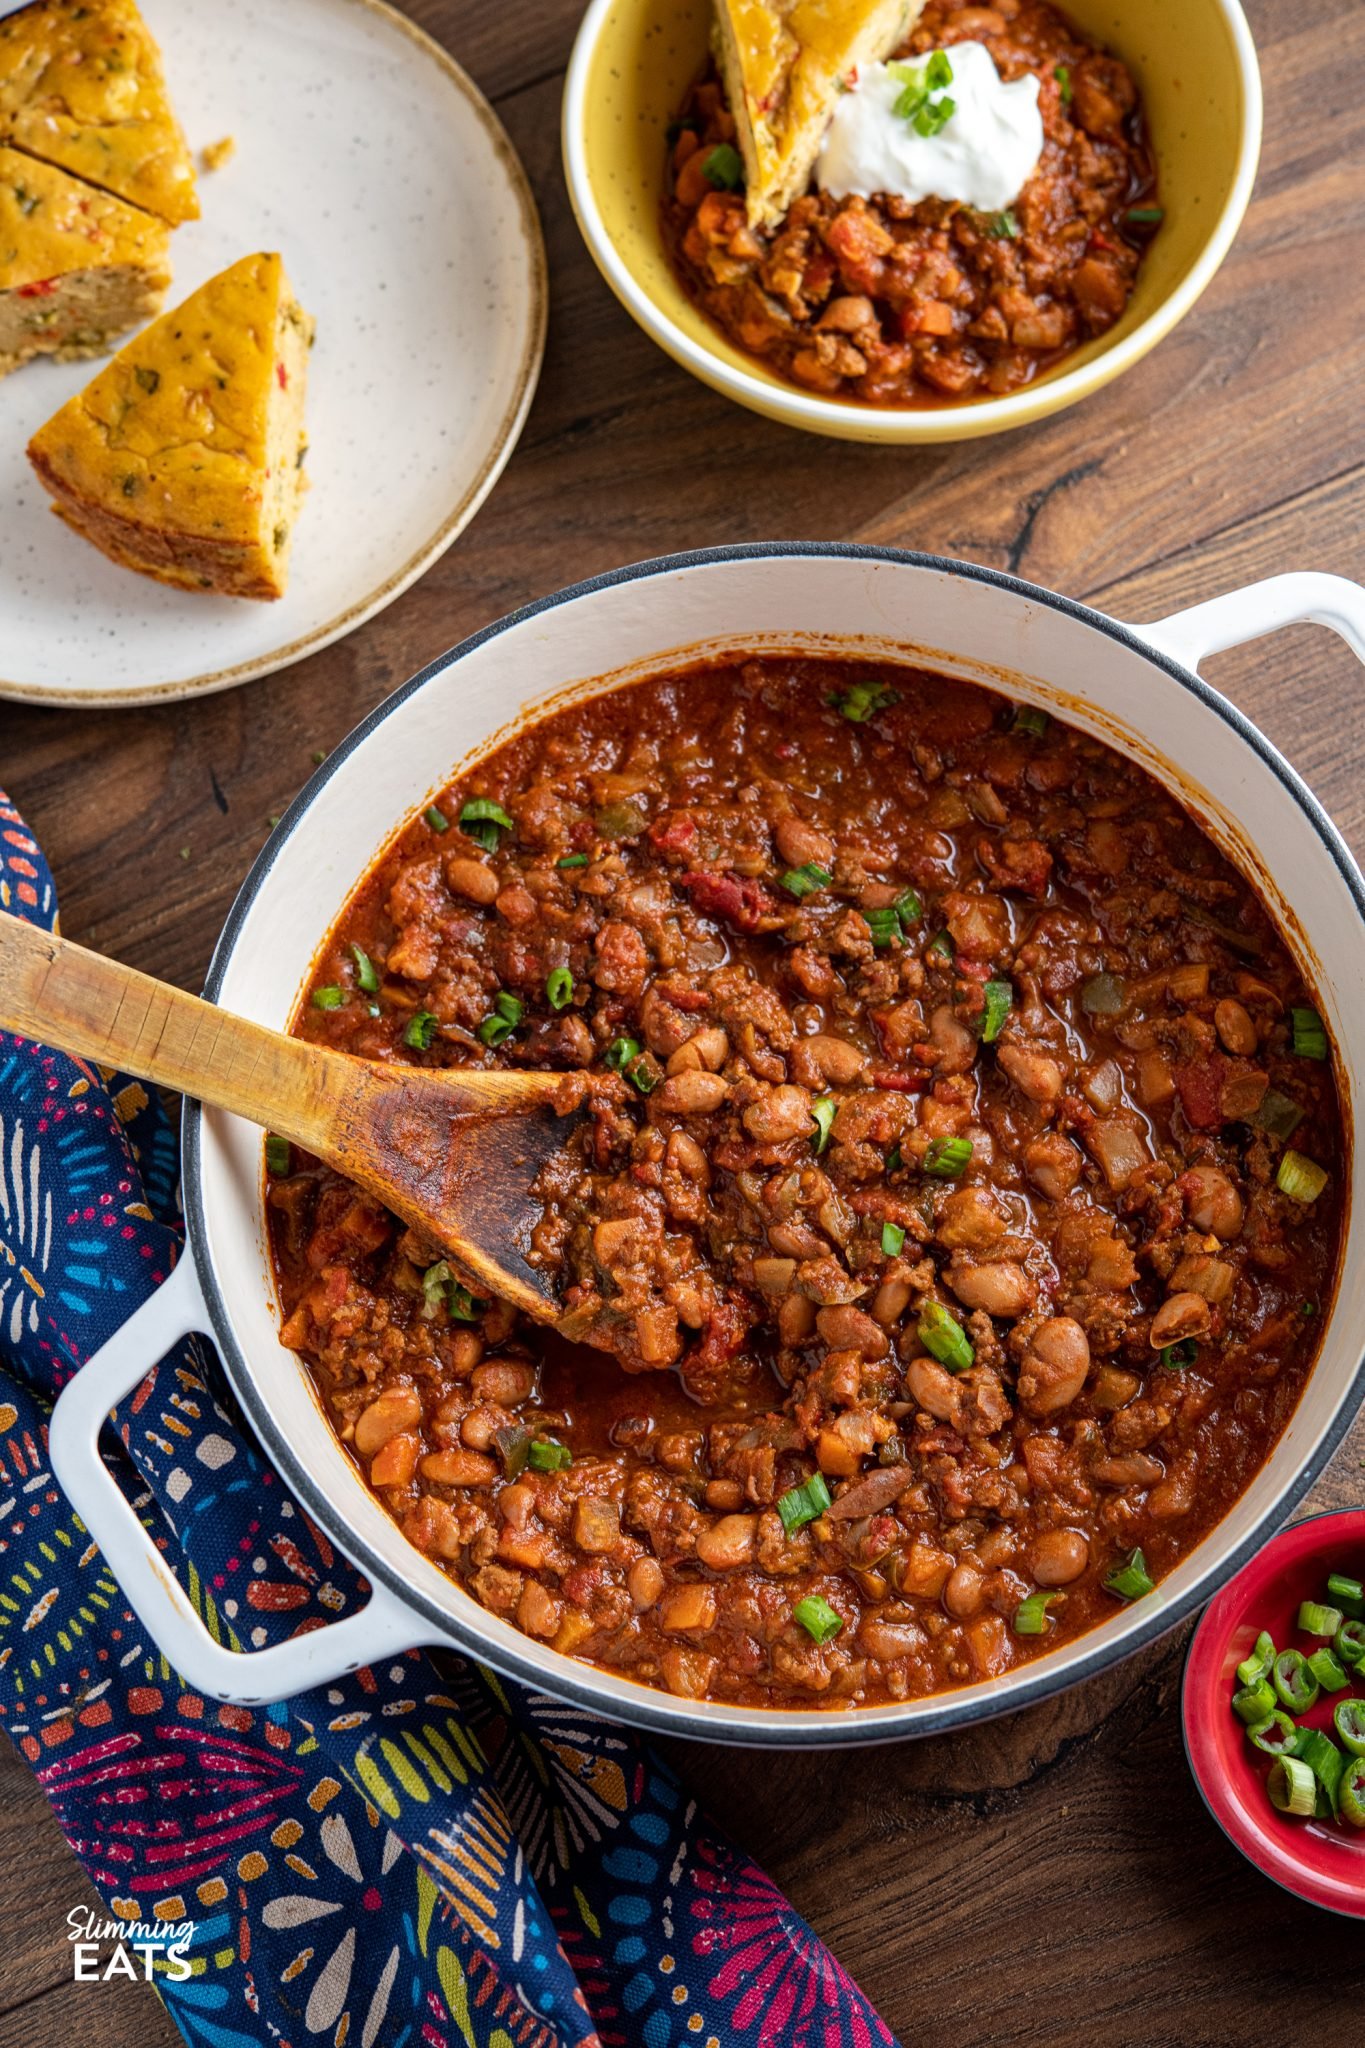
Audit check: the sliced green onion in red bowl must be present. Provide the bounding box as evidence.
[1183,1508,1365,1917]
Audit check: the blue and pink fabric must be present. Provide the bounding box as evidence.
[0,786,898,2048]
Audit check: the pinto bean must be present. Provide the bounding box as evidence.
[1024,1132,1084,1200]
[628,1556,666,1610]
[997,1043,1064,1104]
[660,1647,718,1699]
[1017,1318,1091,1418]
[517,1581,562,1638]
[420,1447,498,1487]
[774,813,835,868]
[742,1084,814,1143]
[472,1359,535,1406]
[370,1432,420,1487]
[1029,1528,1089,1585]
[945,1563,986,1618]
[947,1257,1036,1318]
[658,1070,729,1114]
[857,1616,925,1660]
[695,1514,759,1570]
[906,1353,966,1424]
[354,1385,423,1457]
[805,1034,867,1084]
[815,1304,889,1357]
[1214,998,1258,1055]
[928,1004,977,1074]
[1150,1290,1213,1349]
[444,855,499,905]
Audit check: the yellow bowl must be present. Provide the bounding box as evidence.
[562,0,1262,442]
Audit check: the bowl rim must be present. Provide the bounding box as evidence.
[185,542,1365,1746]
[561,0,1264,442]
[1181,1505,1365,1918]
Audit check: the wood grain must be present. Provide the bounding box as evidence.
[2,0,1363,2041]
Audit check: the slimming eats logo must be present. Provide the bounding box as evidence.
[67,1906,195,1983]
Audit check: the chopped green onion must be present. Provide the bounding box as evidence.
[918,1300,974,1374]
[811,1095,836,1154]
[1291,1006,1328,1060]
[1237,1630,1276,1687]
[701,142,743,190]
[424,804,450,832]
[1104,1548,1154,1600]
[1277,1149,1328,1203]
[459,797,514,850]
[1292,1726,1346,1814]
[894,887,922,925]
[1342,1758,1365,1828]
[350,942,379,993]
[1054,62,1072,103]
[881,1220,905,1257]
[776,1473,832,1536]
[1013,703,1048,737]
[1080,972,1126,1016]
[793,1593,844,1645]
[477,991,524,1048]
[265,1134,290,1175]
[925,49,953,89]
[546,967,575,1011]
[1013,1590,1058,1636]
[557,852,588,869]
[978,979,1012,1042]
[1327,1572,1365,1617]
[1272,1648,1319,1714]
[1336,1618,1365,1668]
[865,906,902,948]
[885,1143,903,1172]
[1299,1599,1344,1638]
[528,1437,572,1473]
[1267,1754,1316,1817]
[605,1035,642,1072]
[1247,1711,1298,1756]
[986,208,1020,239]
[420,1260,481,1323]
[401,1010,437,1052]
[1254,1089,1304,1140]
[927,930,955,962]
[311,984,345,1011]
[779,862,832,900]
[1334,1698,1365,1756]
[828,679,899,723]
[1308,1647,1350,1693]
[1160,1340,1199,1370]
[924,1135,972,1179]
[1125,205,1164,226]
[1232,1679,1276,1725]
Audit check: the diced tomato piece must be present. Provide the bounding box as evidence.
[678,869,773,933]
[1174,1054,1227,1131]
[17,278,58,298]
[648,811,699,859]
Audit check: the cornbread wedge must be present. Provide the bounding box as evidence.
[0,145,170,374]
[714,0,923,231]
[28,252,314,601]
[0,0,198,226]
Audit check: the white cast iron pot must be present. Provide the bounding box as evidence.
[49,548,1365,1745]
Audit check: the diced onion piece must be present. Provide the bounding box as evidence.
[1267,1755,1316,1816]
[1277,1149,1329,1203]
[1080,972,1126,1016]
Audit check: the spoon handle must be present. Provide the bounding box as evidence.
[0,910,352,1154]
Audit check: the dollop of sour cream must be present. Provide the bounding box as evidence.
[816,42,1044,214]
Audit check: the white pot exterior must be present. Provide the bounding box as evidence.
[58,548,1365,1740]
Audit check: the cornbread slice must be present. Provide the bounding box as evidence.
[0,0,198,226]
[0,144,169,374]
[28,252,314,601]
[714,0,924,231]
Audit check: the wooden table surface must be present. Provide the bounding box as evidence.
[3,0,1365,2041]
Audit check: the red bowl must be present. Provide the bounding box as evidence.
[1183,1507,1365,1916]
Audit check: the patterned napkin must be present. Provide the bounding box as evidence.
[0,786,896,2048]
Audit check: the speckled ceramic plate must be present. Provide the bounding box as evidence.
[0,0,545,706]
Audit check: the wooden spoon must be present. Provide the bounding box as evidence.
[0,912,580,1320]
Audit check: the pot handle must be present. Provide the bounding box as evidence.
[48,1256,426,1703]
[1132,571,1365,672]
